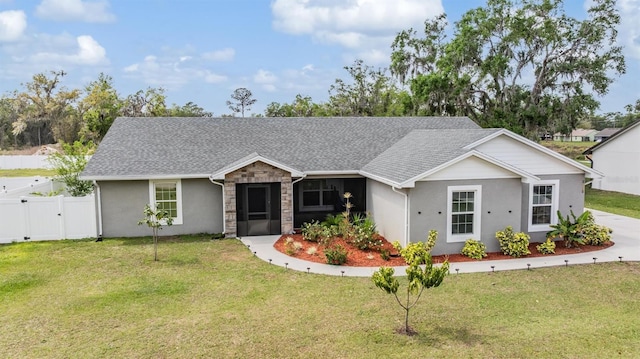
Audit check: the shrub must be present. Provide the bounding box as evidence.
[461,239,487,260]
[548,210,613,247]
[536,238,556,254]
[495,226,531,257]
[349,213,381,250]
[321,213,348,238]
[301,221,325,242]
[324,244,348,265]
[380,249,390,261]
[547,210,587,248]
[582,223,613,245]
[284,237,300,256]
[306,246,318,256]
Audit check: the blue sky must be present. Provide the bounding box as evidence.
[0,0,638,116]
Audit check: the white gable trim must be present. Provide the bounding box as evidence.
[209,153,305,179]
[400,151,539,187]
[359,170,404,188]
[464,129,602,178]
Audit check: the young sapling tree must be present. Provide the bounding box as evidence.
[138,204,173,261]
[372,230,448,335]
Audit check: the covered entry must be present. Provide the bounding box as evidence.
[236,183,281,236]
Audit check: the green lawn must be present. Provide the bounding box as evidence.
[1,236,638,358]
[0,168,56,177]
[586,187,640,219]
[540,140,595,160]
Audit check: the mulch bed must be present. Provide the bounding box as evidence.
[273,234,615,267]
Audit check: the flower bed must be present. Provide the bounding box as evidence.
[273,234,614,266]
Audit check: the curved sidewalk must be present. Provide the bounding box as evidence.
[239,209,639,277]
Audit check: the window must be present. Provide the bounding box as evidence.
[528,180,559,231]
[149,180,183,225]
[447,185,481,242]
[299,179,338,211]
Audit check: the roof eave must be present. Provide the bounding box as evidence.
[80,174,212,181]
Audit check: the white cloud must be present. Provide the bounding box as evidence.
[272,0,443,45]
[202,48,235,61]
[124,53,228,88]
[254,69,278,84]
[36,0,116,23]
[204,72,227,83]
[30,35,108,65]
[617,0,640,60]
[0,10,27,42]
[254,69,278,92]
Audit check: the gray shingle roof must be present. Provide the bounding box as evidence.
[82,116,482,182]
[361,129,501,184]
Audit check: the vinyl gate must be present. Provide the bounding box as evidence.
[0,194,97,243]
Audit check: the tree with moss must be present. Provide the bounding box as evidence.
[372,230,448,335]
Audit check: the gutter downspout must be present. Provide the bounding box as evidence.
[209,178,226,235]
[290,175,307,233]
[391,186,409,247]
[93,180,103,238]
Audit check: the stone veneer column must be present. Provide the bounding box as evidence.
[223,161,293,237]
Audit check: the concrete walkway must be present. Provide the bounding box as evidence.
[239,209,639,277]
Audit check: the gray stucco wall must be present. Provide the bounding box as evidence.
[366,179,406,244]
[98,178,223,238]
[409,179,523,255]
[522,174,585,242]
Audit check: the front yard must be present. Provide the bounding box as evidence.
[1,236,638,358]
[586,187,640,219]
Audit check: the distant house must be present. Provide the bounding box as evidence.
[594,128,620,142]
[584,119,640,196]
[553,129,597,142]
[81,117,599,255]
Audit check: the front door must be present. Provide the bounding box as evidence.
[236,183,281,236]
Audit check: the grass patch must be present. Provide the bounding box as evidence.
[586,187,640,219]
[0,236,638,358]
[540,140,595,160]
[0,168,56,177]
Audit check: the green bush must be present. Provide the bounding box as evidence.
[461,239,487,260]
[301,221,322,242]
[380,249,390,261]
[496,226,531,257]
[349,213,381,250]
[582,223,613,245]
[324,244,348,265]
[536,238,556,254]
[548,210,613,247]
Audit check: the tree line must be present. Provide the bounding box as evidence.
[0,71,213,148]
[266,0,638,138]
[2,0,639,149]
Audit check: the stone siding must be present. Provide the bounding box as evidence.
[224,161,292,237]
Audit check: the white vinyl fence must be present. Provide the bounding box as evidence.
[0,194,97,244]
[0,155,51,169]
[0,178,62,198]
